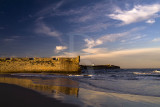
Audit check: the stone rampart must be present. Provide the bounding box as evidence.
[0,56,80,73]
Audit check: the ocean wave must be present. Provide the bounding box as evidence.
[11,73,95,79]
[10,69,160,97]
[153,70,160,73]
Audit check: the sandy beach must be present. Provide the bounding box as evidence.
[1,70,160,107]
[0,83,79,107]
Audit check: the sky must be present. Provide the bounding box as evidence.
[0,0,160,68]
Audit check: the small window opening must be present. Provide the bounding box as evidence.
[6,58,10,60]
[29,58,34,60]
[53,58,57,60]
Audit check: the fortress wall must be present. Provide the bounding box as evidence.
[0,56,80,73]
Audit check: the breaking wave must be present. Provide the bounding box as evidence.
[10,68,160,97]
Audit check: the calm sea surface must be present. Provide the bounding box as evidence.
[1,68,160,107]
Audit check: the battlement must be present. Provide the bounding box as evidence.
[0,56,80,73]
[0,56,80,62]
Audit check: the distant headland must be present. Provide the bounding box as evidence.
[80,64,120,70]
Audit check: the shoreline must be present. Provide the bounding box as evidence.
[0,83,79,107]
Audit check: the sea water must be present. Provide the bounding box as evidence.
[1,69,160,107]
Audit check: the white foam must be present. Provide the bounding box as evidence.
[153,70,160,73]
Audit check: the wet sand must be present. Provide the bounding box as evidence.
[0,83,79,107]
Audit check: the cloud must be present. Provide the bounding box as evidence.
[81,48,160,59]
[59,52,79,57]
[97,31,128,43]
[131,36,142,40]
[3,36,20,42]
[131,35,145,40]
[74,14,92,22]
[82,27,145,57]
[53,51,80,57]
[121,40,126,43]
[73,23,109,33]
[53,1,111,33]
[120,34,145,44]
[35,1,110,34]
[35,1,64,17]
[81,47,160,68]
[152,38,160,42]
[146,19,155,24]
[0,27,4,30]
[52,1,64,11]
[55,46,67,53]
[108,4,160,25]
[83,30,132,55]
[35,22,61,37]
[55,1,110,18]
[82,48,107,54]
[3,38,15,42]
[84,27,141,48]
[84,38,103,48]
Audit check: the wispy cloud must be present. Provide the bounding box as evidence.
[58,52,79,57]
[0,27,4,30]
[82,48,160,58]
[81,47,160,68]
[73,23,109,33]
[35,22,61,37]
[55,46,67,53]
[152,37,160,42]
[82,48,107,54]
[3,38,15,42]
[55,1,110,19]
[108,4,160,25]
[35,1,112,34]
[35,1,64,17]
[131,35,145,40]
[3,36,20,42]
[73,14,92,23]
[97,31,129,43]
[146,19,155,24]
[54,1,112,34]
[84,27,141,48]
[18,1,65,22]
[120,34,146,44]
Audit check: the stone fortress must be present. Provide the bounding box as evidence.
[0,56,80,73]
